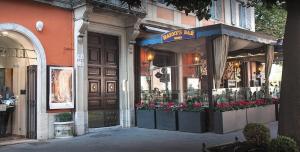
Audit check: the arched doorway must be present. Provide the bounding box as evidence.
[0,23,46,140]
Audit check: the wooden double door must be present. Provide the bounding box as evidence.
[88,32,119,128]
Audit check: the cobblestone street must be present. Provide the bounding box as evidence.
[0,122,277,152]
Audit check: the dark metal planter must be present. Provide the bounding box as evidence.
[0,111,9,137]
[178,111,206,133]
[156,110,177,131]
[0,107,14,137]
[136,109,156,129]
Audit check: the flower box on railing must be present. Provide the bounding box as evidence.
[136,109,156,129]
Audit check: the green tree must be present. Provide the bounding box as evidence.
[121,0,300,145]
[255,3,287,38]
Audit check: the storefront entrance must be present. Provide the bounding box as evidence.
[88,32,119,128]
[0,30,38,140]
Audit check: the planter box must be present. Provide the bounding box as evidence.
[54,121,74,138]
[0,107,14,137]
[247,104,276,124]
[178,111,206,133]
[156,110,177,131]
[0,111,8,137]
[136,109,156,129]
[214,109,247,134]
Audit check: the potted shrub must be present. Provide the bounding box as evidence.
[243,123,271,147]
[54,112,74,138]
[213,101,248,134]
[269,136,299,152]
[246,99,276,124]
[136,102,156,129]
[177,101,207,133]
[156,102,178,131]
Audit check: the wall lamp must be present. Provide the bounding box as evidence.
[146,51,155,62]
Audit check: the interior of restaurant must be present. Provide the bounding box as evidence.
[136,25,282,106]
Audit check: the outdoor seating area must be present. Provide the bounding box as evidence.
[135,24,281,133]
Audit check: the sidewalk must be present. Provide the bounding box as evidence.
[0,122,278,152]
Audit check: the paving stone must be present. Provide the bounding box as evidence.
[0,122,278,152]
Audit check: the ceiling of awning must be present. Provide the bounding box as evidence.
[229,37,264,52]
[144,36,265,54]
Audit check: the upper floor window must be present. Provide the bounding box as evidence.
[210,0,222,20]
[239,4,247,28]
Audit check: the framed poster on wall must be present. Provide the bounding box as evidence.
[48,66,74,110]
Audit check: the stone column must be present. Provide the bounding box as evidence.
[73,5,92,135]
[178,53,184,103]
[124,18,142,127]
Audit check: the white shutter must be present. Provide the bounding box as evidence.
[230,0,236,25]
[246,7,252,29]
[216,0,222,20]
[210,0,216,19]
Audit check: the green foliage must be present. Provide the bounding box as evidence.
[255,3,287,38]
[55,112,73,122]
[120,0,142,9]
[269,136,299,152]
[243,123,271,145]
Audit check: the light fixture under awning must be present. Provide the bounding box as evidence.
[144,25,170,34]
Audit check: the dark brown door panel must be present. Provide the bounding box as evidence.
[88,32,119,128]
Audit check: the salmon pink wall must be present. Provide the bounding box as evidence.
[157,7,174,21]
[0,0,73,66]
[182,53,195,77]
[140,48,150,76]
[181,14,196,27]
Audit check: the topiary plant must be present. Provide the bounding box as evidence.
[269,136,299,152]
[243,123,271,145]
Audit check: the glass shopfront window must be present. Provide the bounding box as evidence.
[139,47,209,105]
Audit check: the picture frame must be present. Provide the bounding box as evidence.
[48,66,74,110]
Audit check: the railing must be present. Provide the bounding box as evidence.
[140,89,209,106]
[213,86,280,103]
[139,86,280,106]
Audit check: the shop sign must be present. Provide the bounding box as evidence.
[77,54,84,67]
[160,74,170,83]
[162,29,195,43]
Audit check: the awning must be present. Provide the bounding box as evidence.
[137,24,276,53]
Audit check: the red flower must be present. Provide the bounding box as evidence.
[214,98,274,112]
[178,102,188,109]
[136,101,156,110]
[192,102,202,108]
[272,98,279,104]
[157,101,176,111]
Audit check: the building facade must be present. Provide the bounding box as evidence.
[0,0,259,140]
[0,0,74,139]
